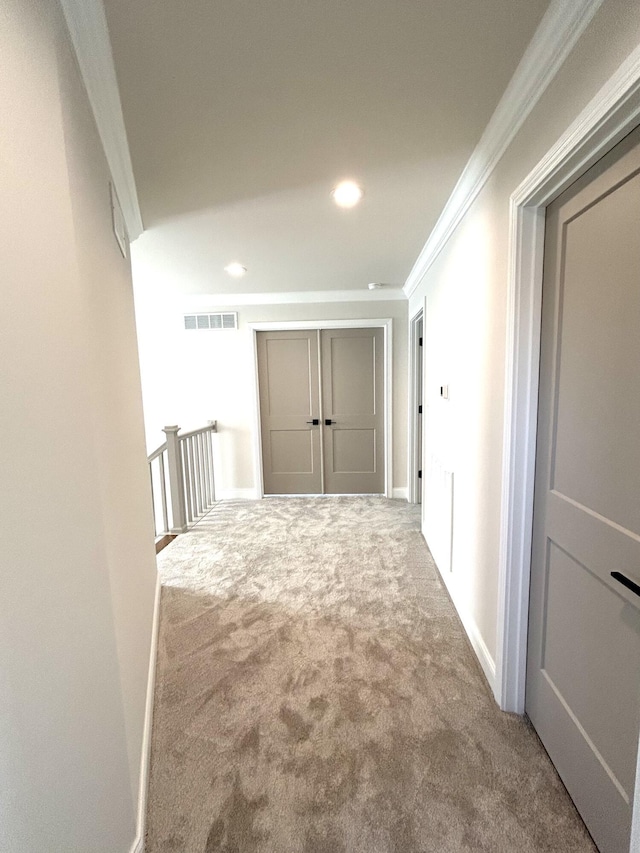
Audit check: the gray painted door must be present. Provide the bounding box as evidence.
[321,328,385,495]
[526,126,640,853]
[257,330,322,494]
[258,327,385,495]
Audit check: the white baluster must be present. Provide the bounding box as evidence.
[181,440,193,524]
[159,452,169,534]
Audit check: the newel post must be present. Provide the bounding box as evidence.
[208,420,217,501]
[163,425,188,533]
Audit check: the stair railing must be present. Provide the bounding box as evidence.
[147,421,217,539]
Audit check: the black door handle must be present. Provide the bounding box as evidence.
[611,572,640,597]
[325,419,335,426]
[306,419,319,425]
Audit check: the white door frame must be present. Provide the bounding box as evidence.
[496,46,640,716]
[249,319,393,499]
[407,308,424,504]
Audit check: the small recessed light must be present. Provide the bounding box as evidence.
[331,180,363,208]
[224,262,247,278]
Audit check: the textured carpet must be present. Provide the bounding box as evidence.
[147,497,594,853]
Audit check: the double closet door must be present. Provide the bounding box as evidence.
[257,327,385,495]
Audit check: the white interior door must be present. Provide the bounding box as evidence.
[526,125,640,853]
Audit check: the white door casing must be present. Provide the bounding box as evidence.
[408,309,424,505]
[250,319,393,499]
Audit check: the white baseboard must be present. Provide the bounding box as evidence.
[129,573,162,853]
[422,524,497,697]
[460,608,497,698]
[217,489,409,500]
[215,488,260,500]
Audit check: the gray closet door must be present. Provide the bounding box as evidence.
[321,327,384,495]
[526,125,640,853]
[257,330,322,495]
[258,327,385,496]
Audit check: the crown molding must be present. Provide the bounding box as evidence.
[181,288,407,309]
[60,0,144,241]
[403,0,605,299]
[513,43,640,208]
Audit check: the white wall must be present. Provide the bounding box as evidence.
[131,250,408,498]
[0,1,157,850]
[409,0,640,688]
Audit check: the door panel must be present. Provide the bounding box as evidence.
[526,125,640,853]
[551,171,640,532]
[542,541,639,796]
[332,429,376,472]
[264,336,316,415]
[329,335,376,413]
[321,328,384,494]
[257,330,322,494]
[269,430,314,473]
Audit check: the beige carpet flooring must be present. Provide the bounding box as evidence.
[147,496,595,853]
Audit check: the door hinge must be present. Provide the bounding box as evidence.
[418,469,422,479]
[419,337,423,346]
[418,404,422,414]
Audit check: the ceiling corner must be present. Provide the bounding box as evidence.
[402,0,605,297]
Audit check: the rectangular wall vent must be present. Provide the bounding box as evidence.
[184,312,238,331]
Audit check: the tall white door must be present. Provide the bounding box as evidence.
[257,327,385,495]
[526,125,640,853]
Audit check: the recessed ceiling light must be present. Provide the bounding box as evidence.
[224,262,247,278]
[331,180,363,208]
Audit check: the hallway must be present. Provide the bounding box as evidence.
[147,498,593,852]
